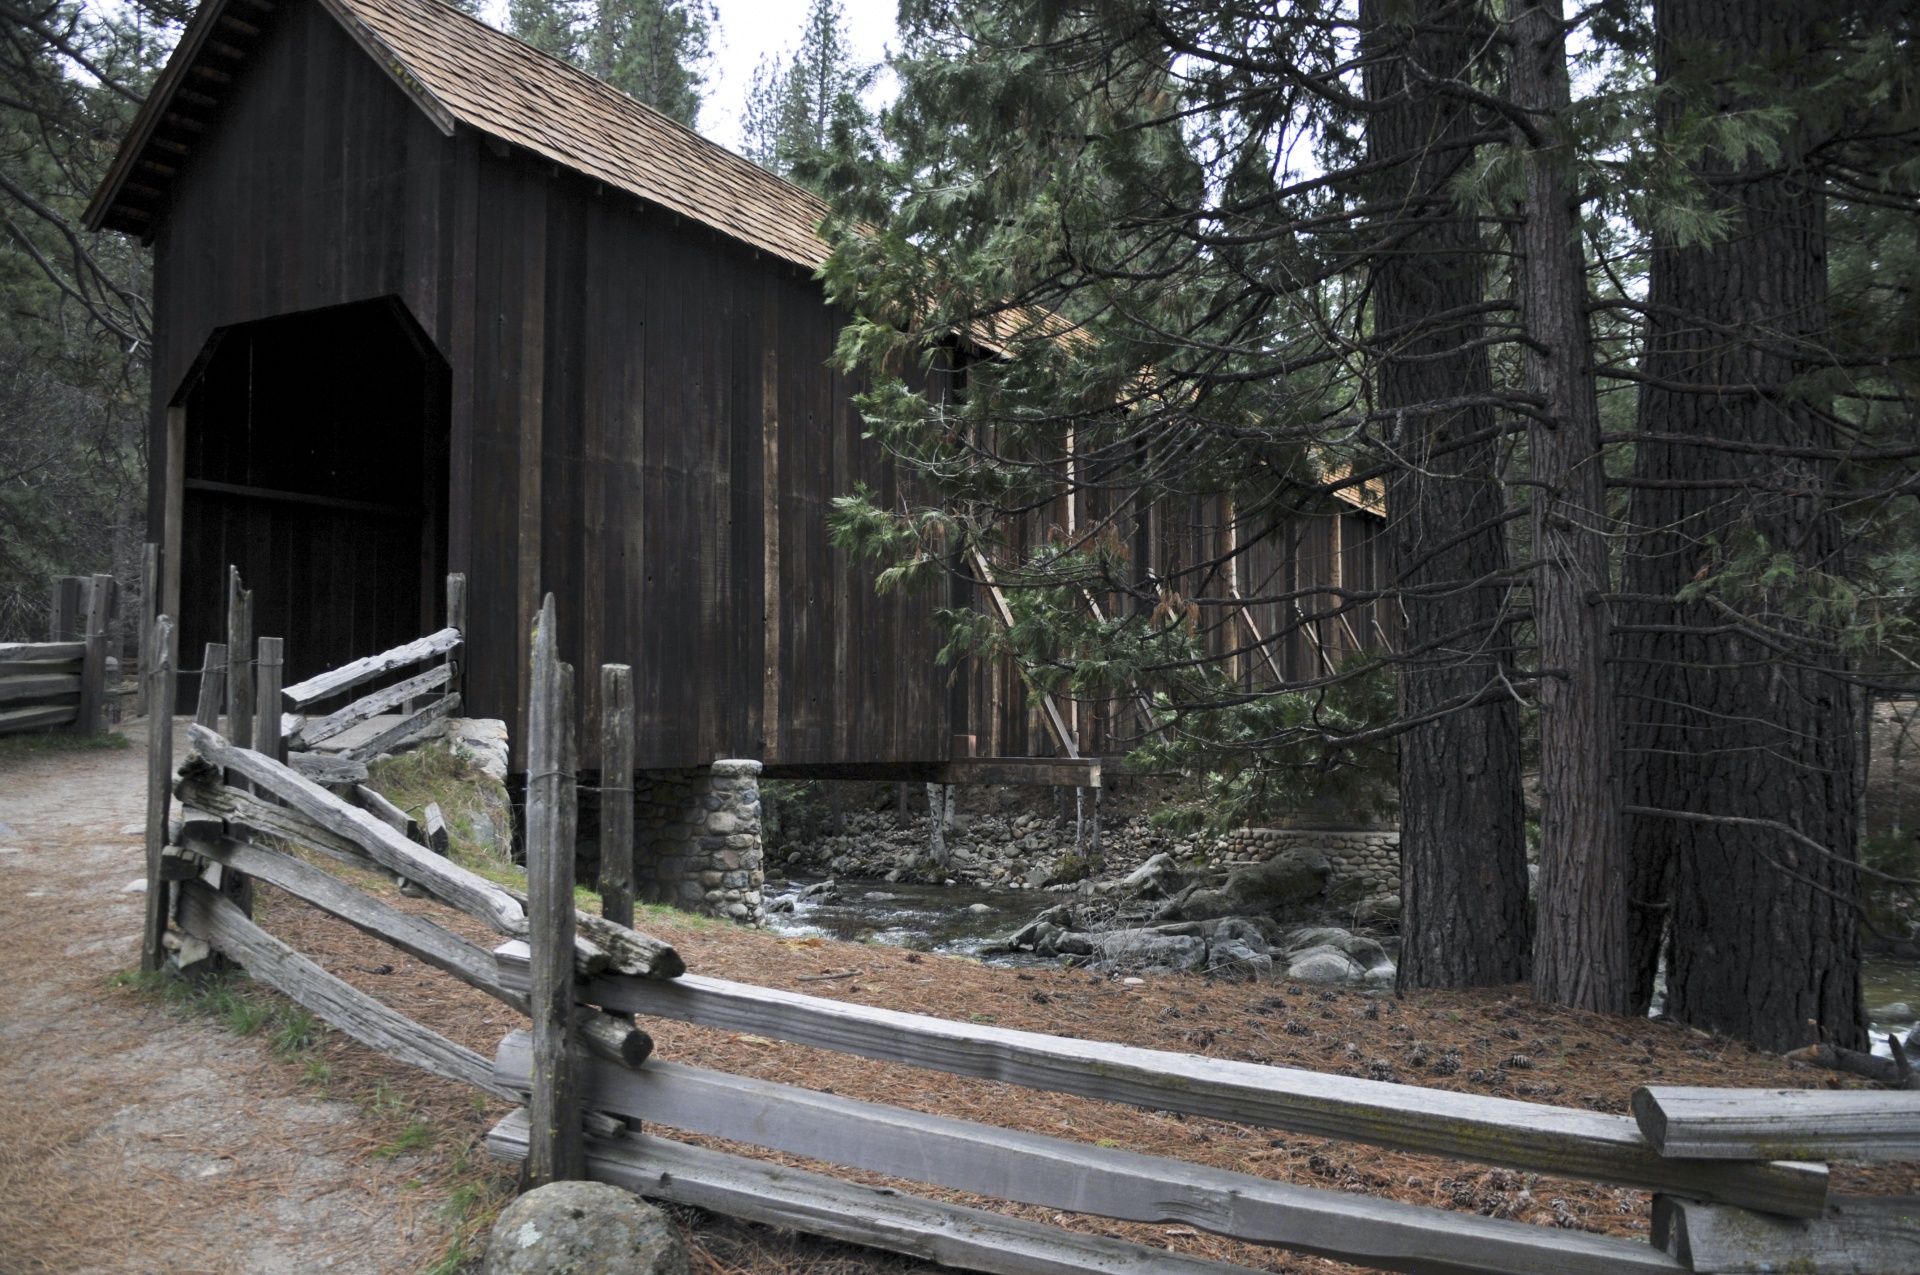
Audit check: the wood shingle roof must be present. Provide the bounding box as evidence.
[88,0,834,270]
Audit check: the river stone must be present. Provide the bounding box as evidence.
[1092,928,1208,972]
[1119,852,1182,899]
[1285,944,1364,984]
[1208,937,1273,979]
[1165,850,1331,921]
[481,1181,687,1275]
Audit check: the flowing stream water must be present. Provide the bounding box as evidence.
[763,878,1044,962]
[763,878,1920,1054]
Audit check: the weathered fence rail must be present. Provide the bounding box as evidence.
[137,585,1917,1275]
[1,573,121,737]
[488,947,1824,1218]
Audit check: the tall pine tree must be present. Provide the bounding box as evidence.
[1362,0,1530,991]
[742,0,873,180]
[1619,0,1869,1051]
[509,0,714,127]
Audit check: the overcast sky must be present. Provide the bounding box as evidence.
[698,0,900,154]
[476,1,902,155]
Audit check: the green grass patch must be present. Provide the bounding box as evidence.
[639,900,713,930]
[0,729,131,761]
[365,743,514,868]
[375,1120,435,1159]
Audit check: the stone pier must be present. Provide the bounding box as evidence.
[631,759,765,925]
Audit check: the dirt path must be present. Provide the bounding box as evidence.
[0,716,452,1275]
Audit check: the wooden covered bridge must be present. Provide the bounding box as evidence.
[88,0,1384,781]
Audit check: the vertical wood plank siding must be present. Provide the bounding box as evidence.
[147,0,944,768]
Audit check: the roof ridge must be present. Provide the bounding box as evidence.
[390,0,826,218]
[91,0,837,270]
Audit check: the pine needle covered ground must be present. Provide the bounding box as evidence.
[241,846,1918,1274]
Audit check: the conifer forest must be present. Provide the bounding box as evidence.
[8,0,1920,1063]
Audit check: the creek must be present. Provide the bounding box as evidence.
[764,878,1045,963]
[764,878,1920,1055]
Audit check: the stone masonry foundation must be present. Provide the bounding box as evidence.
[1220,827,1401,902]
[631,759,765,925]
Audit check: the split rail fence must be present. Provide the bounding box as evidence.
[138,588,1918,1275]
[1,573,122,737]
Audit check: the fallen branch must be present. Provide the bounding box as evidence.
[1783,1041,1920,1089]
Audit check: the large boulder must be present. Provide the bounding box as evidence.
[1285,945,1365,985]
[481,1181,687,1275]
[1118,852,1182,899]
[1090,928,1208,972]
[1204,918,1274,979]
[1160,850,1331,921]
[1277,925,1395,987]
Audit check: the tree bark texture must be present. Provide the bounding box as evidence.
[1508,0,1629,1014]
[1618,0,1863,1050]
[1363,0,1530,989]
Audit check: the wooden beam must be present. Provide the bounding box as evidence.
[760,297,781,760]
[341,693,459,763]
[161,408,183,687]
[0,660,80,677]
[1652,1194,1920,1274]
[758,757,1102,788]
[352,784,422,845]
[494,1041,1680,1275]
[970,549,1078,757]
[137,542,158,718]
[226,568,253,751]
[184,477,422,519]
[177,763,371,866]
[286,751,369,786]
[281,628,460,709]
[486,1112,1267,1275]
[490,957,1826,1218]
[141,616,175,972]
[292,663,450,749]
[77,575,114,735]
[525,595,583,1184]
[599,664,635,928]
[178,827,518,1006]
[192,644,226,731]
[254,636,284,762]
[0,704,78,733]
[0,641,85,662]
[444,573,466,702]
[187,724,525,934]
[1634,1087,1920,1163]
[176,880,515,1100]
[0,675,80,706]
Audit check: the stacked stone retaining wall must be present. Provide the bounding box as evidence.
[632,760,765,925]
[1220,827,1401,900]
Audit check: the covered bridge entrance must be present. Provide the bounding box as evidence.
[174,298,450,702]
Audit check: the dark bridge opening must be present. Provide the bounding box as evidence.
[175,297,450,697]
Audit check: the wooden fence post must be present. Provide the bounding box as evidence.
[255,637,284,764]
[142,615,175,973]
[600,663,635,929]
[50,575,82,641]
[226,567,253,751]
[78,574,114,735]
[138,543,159,718]
[526,594,582,1183]
[446,572,467,702]
[194,644,229,732]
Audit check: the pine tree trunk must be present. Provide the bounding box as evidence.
[1508,0,1629,1014]
[1364,0,1529,988]
[1618,0,1864,1051]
